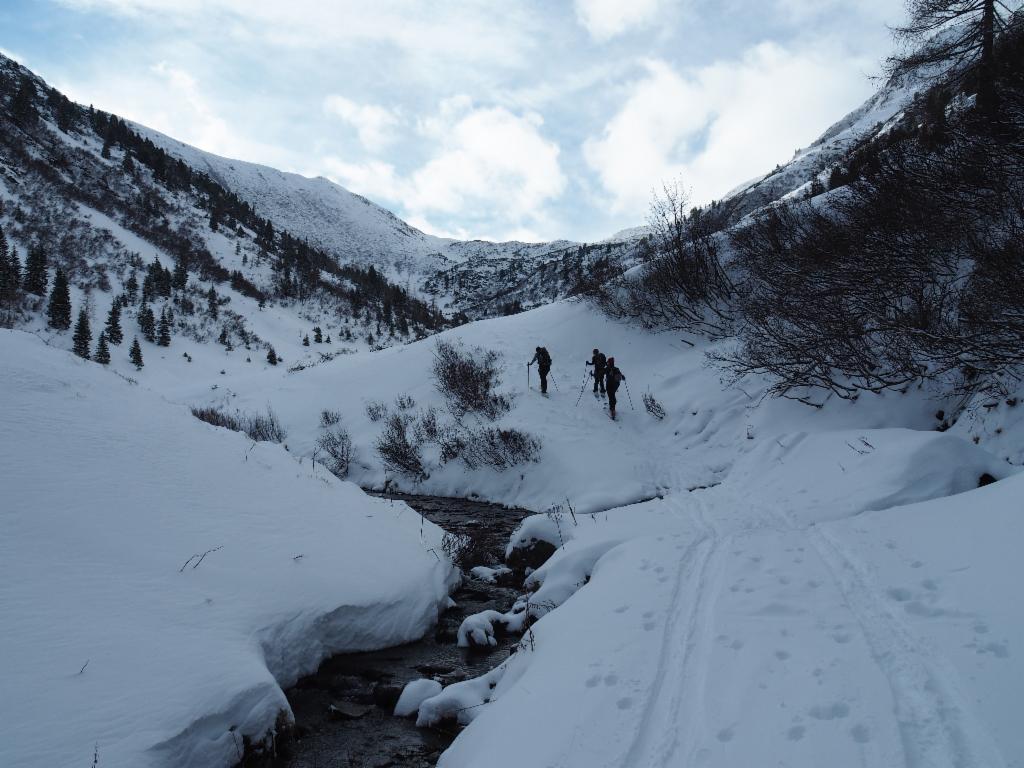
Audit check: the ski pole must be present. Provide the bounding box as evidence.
[526,362,531,390]
[624,379,635,410]
[551,372,560,392]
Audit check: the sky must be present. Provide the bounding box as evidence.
[1,0,906,243]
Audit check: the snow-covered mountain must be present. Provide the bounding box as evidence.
[713,76,923,224]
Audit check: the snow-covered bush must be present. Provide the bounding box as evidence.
[316,425,353,478]
[319,409,341,427]
[432,339,510,419]
[394,393,416,410]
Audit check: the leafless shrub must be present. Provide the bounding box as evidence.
[394,393,417,410]
[414,405,442,444]
[365,399,389,422]
[245,408,287,443]
[457,426,541,471]
[587,181,733,339]
[718,70,1024,403]
[375,413,426,480]
[643,391,666,420]
[432,340,510,419]
[191,406,286,443]
[441,531,496,571]
[317,426,353,478]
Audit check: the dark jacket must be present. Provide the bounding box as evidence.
[588,351,607,373]
[531,347,552,371]
[605,365,624,392]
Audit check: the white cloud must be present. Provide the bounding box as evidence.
[574,0,664,41]
[55,0,538,74]
[774,0,902,25]
[323,95,401,152]
[56,61,300,171]
[324,99,566,240]
[583,43,877,215]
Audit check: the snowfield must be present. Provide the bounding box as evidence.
[127,296,1020,768]
[3,294,1022,768]
[0,330,455,768]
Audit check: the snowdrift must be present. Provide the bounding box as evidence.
[0,330,454,768]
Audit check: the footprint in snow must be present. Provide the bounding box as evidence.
[809,702,850,720]
[616,697,633,710]
[604,674,619,686]
[787,725,806,741]
[585,674,601,688]
[775,650,791,661]
[886,587,913,602]
[716,727,734,743]
[850,723,871,743]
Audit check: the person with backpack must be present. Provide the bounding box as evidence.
[605,357,625,419]
[529,346,552,394]
[586,348,607,395]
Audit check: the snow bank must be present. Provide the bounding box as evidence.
[0,330,454,768]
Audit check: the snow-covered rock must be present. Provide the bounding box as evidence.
[394,679,443,718]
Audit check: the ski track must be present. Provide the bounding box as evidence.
[806,524,1007,768]
[614,482,1005,768]
[620,496,722,768]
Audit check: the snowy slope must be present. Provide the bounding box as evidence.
[165,297,1020,768]
[0,329,455,768]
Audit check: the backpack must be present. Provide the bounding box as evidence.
[607,366,621,387]
[538,347,551,367]
[596,352,607,368]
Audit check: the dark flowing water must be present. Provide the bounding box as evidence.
[253,494,531,768]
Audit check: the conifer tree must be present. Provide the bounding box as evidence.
[172,258,188,292]
[104,300,123,345]
[129,337,144,369]
[11,76,37,125]
[47,269,72,330]
[8,247,21,293]
[72,308,91,359]
[313,326,323,343]
[23,244,48,296]
[302,334,310,346]
[266,346,278,365]
[207,287,219,319]
[125,274,139,304]
[94,332,111,364]
[138,303,156,343]
[158,307,171,347]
